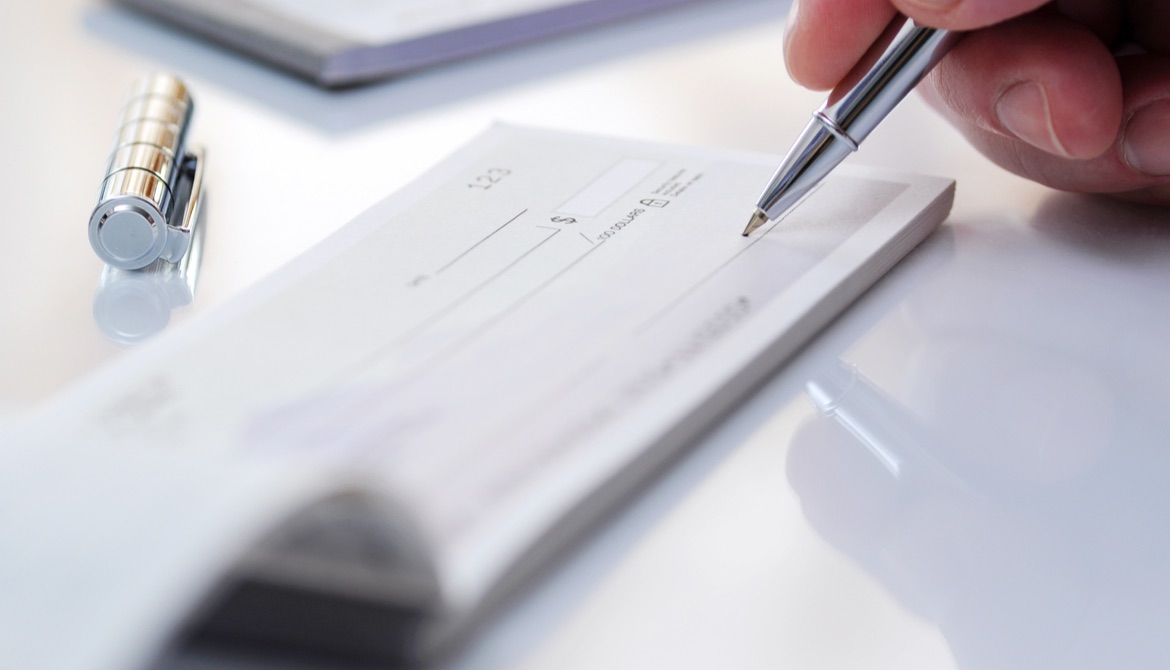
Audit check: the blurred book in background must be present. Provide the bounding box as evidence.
[114,0,714,87]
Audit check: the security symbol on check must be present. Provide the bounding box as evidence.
[640,199,670,208]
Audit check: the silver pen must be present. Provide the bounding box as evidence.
[743,18,958,236]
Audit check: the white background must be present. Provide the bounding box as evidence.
[2,2,1168,669]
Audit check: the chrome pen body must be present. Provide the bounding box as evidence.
[744,20,957,235]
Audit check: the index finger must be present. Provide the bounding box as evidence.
[784,0,897,90]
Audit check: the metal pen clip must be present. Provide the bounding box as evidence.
[88,73,207,270]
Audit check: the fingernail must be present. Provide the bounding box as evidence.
[1123,101,1170,177]
[996,81,1071,158]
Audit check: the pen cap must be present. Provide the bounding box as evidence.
[89,73,195,270]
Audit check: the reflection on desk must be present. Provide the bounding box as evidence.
[93,222,204,344]
[790,194,1170,670]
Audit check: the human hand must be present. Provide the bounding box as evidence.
[783,0,1170,205]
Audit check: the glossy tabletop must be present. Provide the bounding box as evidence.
[2,2,1168,669]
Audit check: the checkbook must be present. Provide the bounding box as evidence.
[0,126,953,670]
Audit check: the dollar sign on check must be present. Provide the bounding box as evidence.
[550,216,577,225]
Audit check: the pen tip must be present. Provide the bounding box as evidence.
[742,210,769,237]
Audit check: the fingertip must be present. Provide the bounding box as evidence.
[781,0,841,90]
[783,0,897,91]
[782,0,816,88]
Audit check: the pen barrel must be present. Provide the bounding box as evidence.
[89,73,195,270]
[821,21,957,145]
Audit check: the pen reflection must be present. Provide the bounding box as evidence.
[93,215,205,345]
[787,195,1170,670]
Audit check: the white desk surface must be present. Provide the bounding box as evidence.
[3,2,1169,669]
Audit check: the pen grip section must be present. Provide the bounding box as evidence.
[823,19,957,143]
